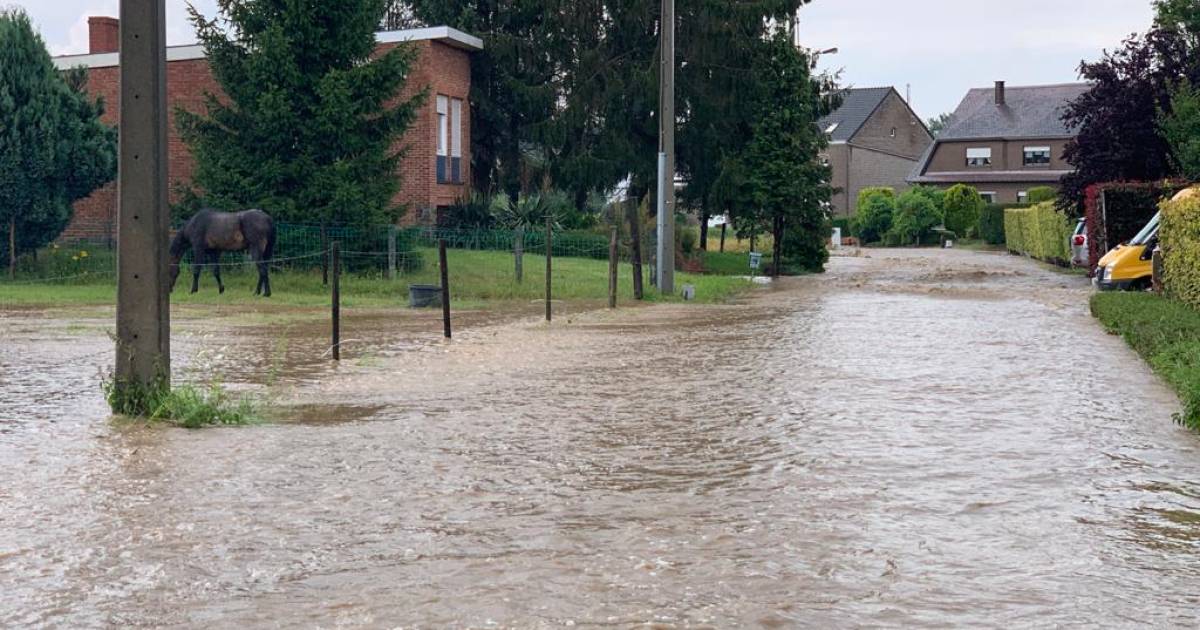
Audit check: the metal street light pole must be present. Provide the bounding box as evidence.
[656,0,675,294]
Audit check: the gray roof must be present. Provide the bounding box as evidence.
[938,82,1090,140]
[817,87,894,142]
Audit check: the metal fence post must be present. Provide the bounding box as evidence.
[439,239,451,339]
[331,240,340,361]
[545,215,552,322]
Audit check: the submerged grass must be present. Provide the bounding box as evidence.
[1091,291,1200,430]
[104,375,260,429]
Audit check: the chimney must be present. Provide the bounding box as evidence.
[88,17,119,54]
[995,80,1006,106]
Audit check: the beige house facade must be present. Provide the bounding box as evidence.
[909,82,1089,204]
[819,87,932,218]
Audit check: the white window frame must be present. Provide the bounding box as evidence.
[1017,191,1028,203]
[450,98,462,159]
[966,147,992,167]
[980,191,998,204]
[1023,145,1051,166]
[436,95,449,158]
[825,122,840,134]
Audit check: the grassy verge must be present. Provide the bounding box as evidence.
[0,248,755,308]
[1091,292,1200,430]
[697,250,773,276]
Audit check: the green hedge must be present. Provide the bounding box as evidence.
[1004,202,1071,264]
[1161,194,1200,310]
[978,203,1017,245]
[1091,292,1200,430]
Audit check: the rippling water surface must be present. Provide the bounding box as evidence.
[2,249,1199,627]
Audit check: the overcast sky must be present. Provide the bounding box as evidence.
[801,0,1156,119]
[18,0,1157,121]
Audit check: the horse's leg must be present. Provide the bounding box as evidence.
[191,245,203,293]
[261,260,271,297]
[211,250,225,294]
[248,247,263,295]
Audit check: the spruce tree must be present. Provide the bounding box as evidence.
[741,33,834,274]
[0,8,116,276]
[177,0,424,226]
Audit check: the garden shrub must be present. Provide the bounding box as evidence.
[1003,202,1071,264]
[942,184,984,237]
[978,203,1014,245]
[888,188,942,245]
[852,192,896,244]
[856,187,895,208]
[1027,186,1058,204]
[1160,193,1200,310]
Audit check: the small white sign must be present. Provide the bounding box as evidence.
[749,252,763,270]
[831,227,842,249]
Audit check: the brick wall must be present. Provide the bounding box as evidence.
[60,34,473,241]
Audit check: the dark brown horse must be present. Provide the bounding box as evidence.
[170,209,276,297]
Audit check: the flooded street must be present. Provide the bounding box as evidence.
[3,248,1199,627]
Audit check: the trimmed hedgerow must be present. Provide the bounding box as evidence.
[1004,201,1071,264]
[1160,192,1200,311]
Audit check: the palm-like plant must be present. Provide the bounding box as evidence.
[490,192,570,282]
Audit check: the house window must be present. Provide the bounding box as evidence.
[825,122,840,134]
[980,192,997,204]
[436,95,465,184]
[890,127,897,138]
[1023,146,1051,166]
[966,147,992,167]
[1017,191,1028,203]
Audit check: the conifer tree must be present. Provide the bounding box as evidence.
[177,0,423,226]
[0,8,116,276]
[741,33,834,274]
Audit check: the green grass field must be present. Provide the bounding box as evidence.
[0,248,756,309]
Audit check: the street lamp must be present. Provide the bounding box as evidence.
[812,47,838,68]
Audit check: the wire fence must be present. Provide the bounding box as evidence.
[0,221,662,287]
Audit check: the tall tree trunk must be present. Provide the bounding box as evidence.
[8,218,15,280]
[699,209,709,251]
[626,196,644,300]
[772,214,783,279]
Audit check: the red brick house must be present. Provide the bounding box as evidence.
[53,17,482,242]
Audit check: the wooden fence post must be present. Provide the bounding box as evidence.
[608,225,618,309]
[627,199,644,300]
[387,225,397,280]
[331,240,340,361]
[719,222,727,253]
[439,239,451,339]
[545,215,553,322]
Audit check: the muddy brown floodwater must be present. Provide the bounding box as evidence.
[3,248,1200,628]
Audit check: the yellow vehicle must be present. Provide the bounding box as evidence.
[1095,212,1159,291]
[1095,186,1200,290]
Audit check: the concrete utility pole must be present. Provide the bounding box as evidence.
[656,0,675,293]
[115,0,171,390]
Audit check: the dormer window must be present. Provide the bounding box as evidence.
[825,122,840,134]
[1023,146,1051,166]
[966,147,992,167]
